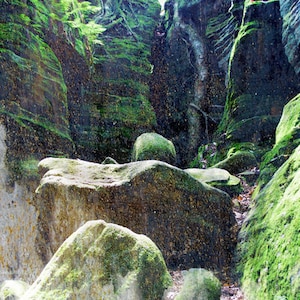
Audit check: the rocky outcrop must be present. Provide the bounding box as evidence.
[34,157,236,277]
[132,132,176,165]
[280,0,300,75]
[218,0,299,147]
[151,0,243,166]
[0,1,93,174]
[23,220,172,300]
[238,144,300,299]
[88,0,161,162]
[0,0,161,169]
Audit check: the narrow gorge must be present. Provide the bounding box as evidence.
[0,0,299,299]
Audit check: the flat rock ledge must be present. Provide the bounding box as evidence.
[34,158,237,277]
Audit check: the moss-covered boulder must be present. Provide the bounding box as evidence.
[237,144,300,299]
[212,150,257,174]
[23,220,172,300]
[184,167,241,196]
[132,132,176,164]
[175,268,221,300]
[34,157,236,277]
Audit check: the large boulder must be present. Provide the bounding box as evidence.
[34,157,237,277]
[238,145,300,299]
[23,220,172,300]
[212,150,257,174]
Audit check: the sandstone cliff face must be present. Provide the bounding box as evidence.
[151,0,244,165]
[280,0,300,75]
[0,125,43,283]
[219,0,299,147]
[0,0,160,282]
[238,144,300,299]
[86,0,161,162]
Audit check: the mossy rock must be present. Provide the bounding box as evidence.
[36,157,236,275]
[23,220,172,300]
[237,145,300,299]
[132,132,176,165]
[212,150,257,174]
[184,167,241,196]
[175,268,221,300]
[257,93,300,189]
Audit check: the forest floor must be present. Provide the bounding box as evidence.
[164,172,257,299]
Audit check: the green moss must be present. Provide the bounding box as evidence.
[256,93,300,189]
[132,132,176,164]
[238,145,300,299]
[175,268,221,300]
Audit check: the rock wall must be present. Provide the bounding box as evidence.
[280,0,300,75]
[238,144,300,299]
[0,0,161,283]
[150,0,243,165]
[0,125,43,283]
[218,0,299,148]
